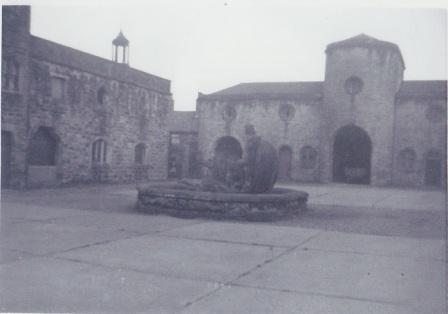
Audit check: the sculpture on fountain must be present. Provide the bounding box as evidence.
[137,124,308,221]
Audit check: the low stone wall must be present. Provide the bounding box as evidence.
[136,183,308,221]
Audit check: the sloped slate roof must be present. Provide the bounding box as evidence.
[398,80,447,99]
[199,81,323,101]
[31,36,171,94]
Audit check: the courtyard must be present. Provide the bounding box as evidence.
[0,182,446,313]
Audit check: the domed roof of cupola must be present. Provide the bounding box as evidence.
[112,31,129,46]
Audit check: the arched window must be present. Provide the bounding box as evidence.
[398,148,416,172]
[425,149,442,186]
[134,143,146,164]
[2,59,19,91]
[92,139,107,164]
[301,146,317,169]
[29,127,58,166]
[97,86,107,105]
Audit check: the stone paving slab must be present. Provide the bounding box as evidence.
[304,231,446,260]
[0,256,214,313]
[180,284,412,314]
[1,201,95,221]
[45,211,203,234]
[56,234,286,283]
[0,220,135,256]
[162,222,321,247]
[161,221,321,247]
[235,248,445,314]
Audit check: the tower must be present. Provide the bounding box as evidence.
[319,34,405,186]
[112,31,129,65]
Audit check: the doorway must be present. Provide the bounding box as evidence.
[278,145,292,181]
[333,125,372,184]
[1,131,13,188]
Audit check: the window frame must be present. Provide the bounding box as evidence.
[92,139,107,164]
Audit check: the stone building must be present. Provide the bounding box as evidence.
[2,6,173,188]
[195,35,446,188]
[2,6,446,190]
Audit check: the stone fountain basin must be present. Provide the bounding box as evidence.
[136,182,308,221]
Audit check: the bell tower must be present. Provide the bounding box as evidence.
[112,31,130,65]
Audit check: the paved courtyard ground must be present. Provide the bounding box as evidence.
[0,182,446,313]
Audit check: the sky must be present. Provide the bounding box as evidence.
[27,1,447,111]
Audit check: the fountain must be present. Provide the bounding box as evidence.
[137,124,308,221]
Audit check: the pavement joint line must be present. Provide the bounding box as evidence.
[155,233,295,249]
[51,254,226,285]
[228,282,406,307]
[371,193,396,210]
[300,247,446,262]
[42,231,142,257]
[182,231,324,309]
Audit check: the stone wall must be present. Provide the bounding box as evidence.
[321,44,404,186]
[196,97,322,183]
[393,98,446,187]
[27,55,172,186]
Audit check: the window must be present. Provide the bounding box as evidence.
[278,104,295,121]
[222,105,236,121]
[92,139,107,164]
[97,86,107,105]
[2,59,19,91]
[300,146,317,169]
[344,76,363,96]
[134,143,146,164]
[51,77,65,100]
[398,148,416,172]
[29,127,58,166]
[171,134,180,144]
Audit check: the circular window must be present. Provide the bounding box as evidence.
[222,104,236,121]
[344,76,364,96]
[425,106,445,123]
[278,104,296,121]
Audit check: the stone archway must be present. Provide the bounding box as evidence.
[214,136,243,161]
[333,125,372,184]
[278,145,292,181]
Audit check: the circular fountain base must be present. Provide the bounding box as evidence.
[136,182,308,221]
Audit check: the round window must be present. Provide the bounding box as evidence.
[222,105,236,121]
[278,104,295,121]
[344,76,364,96]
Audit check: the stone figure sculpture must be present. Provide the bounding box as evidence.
[198,124,278,194]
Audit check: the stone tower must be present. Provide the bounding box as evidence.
[1,5,32,188]
[319,34,405,186]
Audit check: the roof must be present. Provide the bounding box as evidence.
[167,111,199,132]
[397,80,447,99]
[30,36,171,94]
[327,34,400,53]
[112,31,129,46]
[198,81,323,101]
[326,34,405,68]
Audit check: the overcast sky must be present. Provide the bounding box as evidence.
[29,2,446,111]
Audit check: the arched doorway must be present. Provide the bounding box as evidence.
[214,136,243,161]
[333,125,372,184]
[424,149,442,187]
[2,131,13,188]
[29,127,58,166]
[278,145,292,181]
